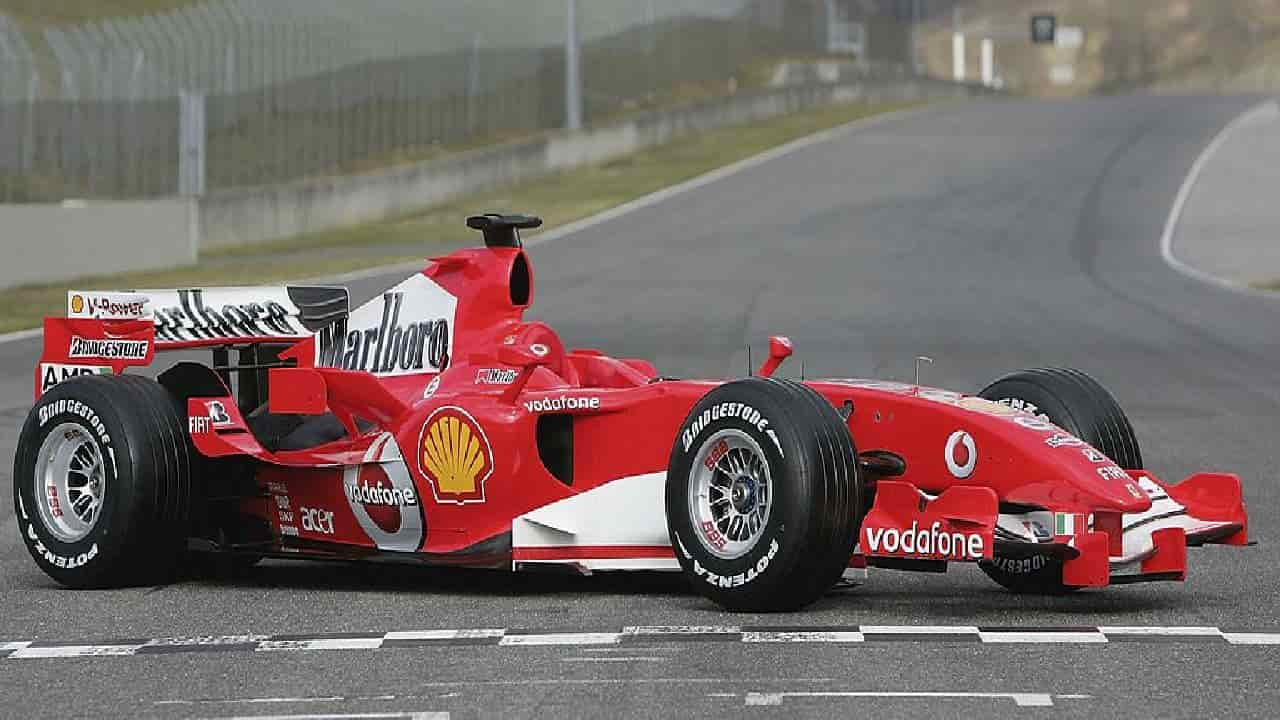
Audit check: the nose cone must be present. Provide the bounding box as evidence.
[1079,474,1152,514]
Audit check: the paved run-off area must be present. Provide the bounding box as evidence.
[2,94,1280,718]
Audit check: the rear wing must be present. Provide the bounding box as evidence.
[35,287,348,400]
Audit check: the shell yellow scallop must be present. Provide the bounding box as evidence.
[418,407,493,503]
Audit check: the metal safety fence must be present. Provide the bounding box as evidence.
[0,0,926,202]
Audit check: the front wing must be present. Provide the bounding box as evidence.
[856,471,1248,587]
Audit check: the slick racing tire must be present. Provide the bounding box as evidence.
[666,377,862,612]
[976,367,1143,594]
[14,375,192,588]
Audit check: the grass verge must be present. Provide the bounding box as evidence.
[0,99,919,334]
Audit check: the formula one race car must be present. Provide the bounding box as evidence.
[14,214,1250,611]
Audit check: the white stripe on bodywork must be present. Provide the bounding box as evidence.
[512,471,671,569]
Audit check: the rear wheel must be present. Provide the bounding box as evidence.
[666,377,862,612]
[14,375,191,588]
[976,367,1142,593]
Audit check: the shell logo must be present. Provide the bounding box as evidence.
[70,294,85,315]
[418,406,493,504]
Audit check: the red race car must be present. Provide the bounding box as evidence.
[14,214,1250,611]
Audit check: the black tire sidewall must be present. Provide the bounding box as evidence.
[666,383,820,603]
[14,380,146,585]
[978,556,1073,594]
[979,378,1083,436]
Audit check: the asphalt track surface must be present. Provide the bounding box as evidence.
[3,95,1280,718]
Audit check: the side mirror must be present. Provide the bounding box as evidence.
[756,336,794,378]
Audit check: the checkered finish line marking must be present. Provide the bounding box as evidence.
[3,627,1280,659]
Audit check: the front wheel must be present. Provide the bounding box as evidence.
[14,375,192,588]
[666,378,863,612]
[976,367,1143,594]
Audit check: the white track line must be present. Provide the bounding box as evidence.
[1097,626,1223,637]
[1223,632,1280,645]
[1158,99,1280,296]
[859,625,980,635]
[978,631,1107,644]
[255,638,383,652]
[10,643,145,658]
[498,632,620,646]
[382,629,504,642]
[623,625,741,635]
[741,631,864,643]
[0,104,929,348]
[559,656,667,662]
[212,707,448,712]
[744,691,1060,708]
[0,327,43,345]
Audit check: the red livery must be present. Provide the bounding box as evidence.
[14,214,1250,611]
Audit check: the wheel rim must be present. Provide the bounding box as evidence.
[687,429,773,560]
[34,423,106,543]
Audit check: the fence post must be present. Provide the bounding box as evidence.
[467,32,481,134]
[980,38,994,87]
[178,90,206,196]
[565,0,582,131]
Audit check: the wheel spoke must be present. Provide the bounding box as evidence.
[34,426,109,543]
[73,444,96,470]
[713,457,735,479]
[72,494,95,518]
[691,430,774,559]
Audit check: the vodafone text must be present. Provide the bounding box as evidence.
[524,395,601,413]
[863,521,986,561]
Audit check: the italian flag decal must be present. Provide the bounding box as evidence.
[1055,512,1076,536]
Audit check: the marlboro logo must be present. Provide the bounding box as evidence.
[151,289,302,342]
[316,274,457,376]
